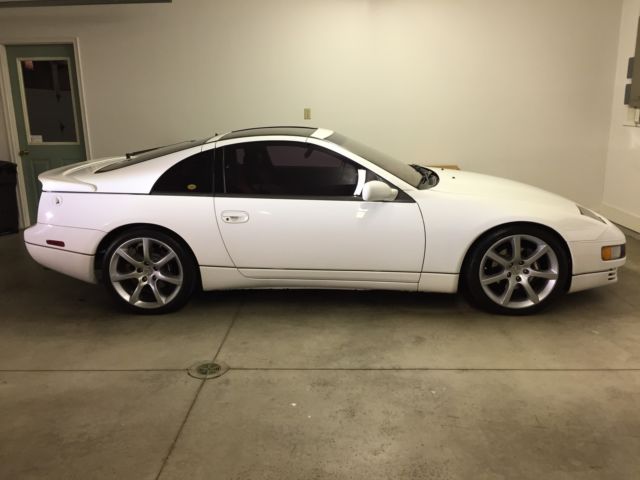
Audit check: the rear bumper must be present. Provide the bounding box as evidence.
[24,223,103,284]
[25,243,97,283]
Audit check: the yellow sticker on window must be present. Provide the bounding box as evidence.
[187,184,197,191]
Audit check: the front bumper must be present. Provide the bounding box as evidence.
[569,268,620,293]
[24,223,103,284]
[569,240,626,275]
[567,226,626,293]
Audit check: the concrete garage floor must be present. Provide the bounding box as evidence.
[1,232,639,480]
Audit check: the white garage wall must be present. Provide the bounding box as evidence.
[0,0,622,208]
[601,0,640,231]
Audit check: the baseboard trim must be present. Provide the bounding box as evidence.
[599,203,640,233]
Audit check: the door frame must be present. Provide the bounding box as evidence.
[0,37,93,228]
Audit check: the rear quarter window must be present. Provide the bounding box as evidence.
[151,150,214,195]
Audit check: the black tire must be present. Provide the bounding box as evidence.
[462,225,570,315]
[102,228,197,314]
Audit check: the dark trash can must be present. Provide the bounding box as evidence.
[0,161,19,235]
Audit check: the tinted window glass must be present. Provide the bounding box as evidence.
[327,132,422,188]
[151,150,214,194]
[223,142,359,196]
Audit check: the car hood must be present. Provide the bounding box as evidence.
[410,167,622,247]
[426,168,578,213]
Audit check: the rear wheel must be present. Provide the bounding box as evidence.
[463,226,570,315]
[102,229,196,314]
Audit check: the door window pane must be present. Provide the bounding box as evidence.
[224,142,359,196]
[20,59,78,143]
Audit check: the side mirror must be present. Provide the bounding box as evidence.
[362,180,398,202]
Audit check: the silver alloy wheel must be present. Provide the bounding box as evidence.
[479,234,559,309]
[108,237,183,309]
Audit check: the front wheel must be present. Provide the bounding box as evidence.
[102,229,197,314]
[463,226,570,315]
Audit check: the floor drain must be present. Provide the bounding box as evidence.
[188,360,229,380]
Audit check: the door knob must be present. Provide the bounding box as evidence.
[19,149,29,156]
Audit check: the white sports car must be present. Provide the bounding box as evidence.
[24,127,626,314]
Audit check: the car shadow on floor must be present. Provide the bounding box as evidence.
[191,284,630,322]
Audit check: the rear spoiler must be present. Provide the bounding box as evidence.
[39,176,97,193]
[38,156,124,192]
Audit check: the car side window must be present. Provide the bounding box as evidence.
[151,150,214,195]
[223,141,363,197]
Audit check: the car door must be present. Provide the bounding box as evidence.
[214,139,425,283]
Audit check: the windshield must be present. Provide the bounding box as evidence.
[96,138,207,173]
[327,132,422,187]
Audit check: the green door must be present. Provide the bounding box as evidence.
[6,44,86,224]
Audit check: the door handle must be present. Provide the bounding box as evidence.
[221,210,249,224]
[19,149,29,156]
